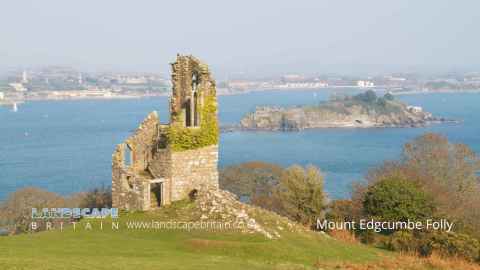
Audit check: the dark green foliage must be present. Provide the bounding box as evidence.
[354,90,377,103]
[319,90,404,115]
[384,92,395,101]
[376,97,387,107]
[363,178,435,225]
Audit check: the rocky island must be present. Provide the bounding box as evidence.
[240,91,452,131]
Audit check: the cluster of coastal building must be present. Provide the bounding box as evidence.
[222,72,480,94]
[0,66,171,104]
[1,66,480,104]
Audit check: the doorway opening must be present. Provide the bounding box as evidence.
[150,183,163,208]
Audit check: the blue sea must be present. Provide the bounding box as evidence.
[1,90,479,200]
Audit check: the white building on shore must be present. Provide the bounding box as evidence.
[22,70,28,83]
[9,83,27,92]
[357,80,375,88]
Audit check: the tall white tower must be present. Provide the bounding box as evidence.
[78,73,83,84]
[22,70,28,83]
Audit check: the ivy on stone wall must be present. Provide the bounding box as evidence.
[167,94,219,151]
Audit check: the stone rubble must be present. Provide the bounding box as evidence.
[193,187,305,239]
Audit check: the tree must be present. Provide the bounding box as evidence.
[356,133,480,238]
[362,178,435,226]
[384,92,395,101]
[402,133,479,198]
[274,165,327,227]
[219,162,285,212]
[364,90,377,103]
[219,161,283,200]
[377,97,387,107]
[402,133,480,236]
[80,186,112,209]
[354,90,377,103]
[326,199,356,222]
[0,187,65,234]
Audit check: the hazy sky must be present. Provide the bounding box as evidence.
[1,0,479,78]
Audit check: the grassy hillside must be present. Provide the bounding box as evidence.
[1,193,478,270]
[0,196,384,270]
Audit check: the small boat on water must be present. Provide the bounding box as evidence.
[12,103,18,112]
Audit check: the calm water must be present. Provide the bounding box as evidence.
[1,90,479,200]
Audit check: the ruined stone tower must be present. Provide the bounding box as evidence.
[112,55,219,211]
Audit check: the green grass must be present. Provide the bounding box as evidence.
[0,205,385,270]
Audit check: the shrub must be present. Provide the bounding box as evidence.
[354,90,377,103]
[384,92,395,101]
[0,187,65,234]
[79,186,112,209]
[426,232,480,262]
[0,186,114,235]
[219,161,283,201]
[326,199,355,222]
[403,133,479,198]
[362,178,435,230]
[361,133,480,239]
[383,231,480,262]
[377,97,387,107]
[274,165,327,227]
[385,230,420,253]
[219,163,328,225]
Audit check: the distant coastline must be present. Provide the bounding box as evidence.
[393,89,480,96]
[24,93,167,101]
[1,87,480,105]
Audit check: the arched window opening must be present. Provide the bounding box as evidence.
[192,73,199,92]
[186,72,200,127]
[124,144,133,167]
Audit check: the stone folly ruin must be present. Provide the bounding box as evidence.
[112,55,219,211]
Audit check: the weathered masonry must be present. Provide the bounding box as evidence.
[112,55,219,211]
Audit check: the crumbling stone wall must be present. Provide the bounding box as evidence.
[112,55,219,211]
[170,145,219,201]
[112,112,163,210]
